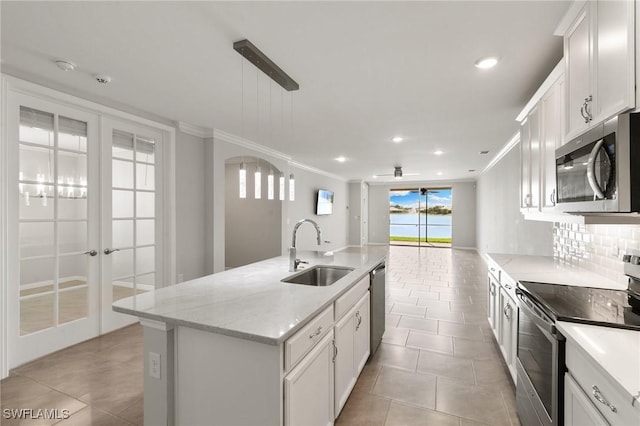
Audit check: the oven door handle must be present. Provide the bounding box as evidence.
[516,290,557,337]
[586,138,606,199]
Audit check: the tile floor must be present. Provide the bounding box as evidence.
[335,246,520,426]
[1,245,519,425]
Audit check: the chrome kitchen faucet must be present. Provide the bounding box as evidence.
[289,219,322,271]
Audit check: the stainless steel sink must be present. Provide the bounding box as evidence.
[282,265,355,287]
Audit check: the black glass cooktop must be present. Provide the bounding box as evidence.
[518,281,640,331]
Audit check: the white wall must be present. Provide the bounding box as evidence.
[368,181,476,249]
[348,182,362,246]
[175,131,206,281]
[224,159,282,268]
[207,132,349,273]
[286,164,349,252]
[476,143,553,257]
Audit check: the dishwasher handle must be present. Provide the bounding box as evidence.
[371,263,386,277]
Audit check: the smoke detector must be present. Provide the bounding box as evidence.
[55,60,76,72]
[95,74,112,85]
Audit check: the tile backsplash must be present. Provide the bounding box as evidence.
[553,222,640,285]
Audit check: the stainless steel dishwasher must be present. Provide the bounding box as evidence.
[369,261,386,358]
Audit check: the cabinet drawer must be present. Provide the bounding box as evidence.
[334,275,370,321]
[285,305,334,372]
[566,342,640,425]
[487,258,501,282]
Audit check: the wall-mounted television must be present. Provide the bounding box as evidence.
[316,189,334,215]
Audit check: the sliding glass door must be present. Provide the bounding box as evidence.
[389,188,452,247]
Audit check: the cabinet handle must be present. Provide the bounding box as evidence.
[504,284,512,290]
[580,103,590,123]
[503,303,512,320]
[355,311,362,331]
[592,385,617,413]
[332,339,338,363]
[585,95,593,121]
[550,189,556,206]
[309,325,322,339]
[490,284,496,296]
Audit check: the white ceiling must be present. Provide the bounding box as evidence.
[1,1,570,183]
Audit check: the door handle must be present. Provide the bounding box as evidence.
[104,248,120,255]
[83,250,98,256]
[586,139,606,199]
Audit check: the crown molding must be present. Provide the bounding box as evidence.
[213,128,347,182]
[213,128,292,161]
[481,131,520,175]
[288,160,347,182]
[177,121,213,139]
[515,59,564,122]
[554,0,587,36]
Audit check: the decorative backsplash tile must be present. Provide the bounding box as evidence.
[553,223,640,286]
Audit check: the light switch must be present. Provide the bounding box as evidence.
[149,352,161,379]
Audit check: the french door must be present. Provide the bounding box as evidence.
[7,93,164,367]
[101,119,163,333]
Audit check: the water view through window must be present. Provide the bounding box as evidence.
[389,188,452,247]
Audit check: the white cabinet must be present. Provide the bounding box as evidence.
[520,65,564,215]
[565,339,640,426]
[565,373,608,426]
[498,287,517,382]
[564,0,635,140]
[284,331,335,426]
[487,272,500,339]
[486,261,517,384]
[540,74,564,210]
[334,291,370,417]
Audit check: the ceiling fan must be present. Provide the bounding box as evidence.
[373,166,420,180]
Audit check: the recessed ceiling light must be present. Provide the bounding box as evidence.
[335,156,346,162]
[468,169,476,172]
[436,172,443,176]
[479,150,489,155]
[434,150,444,155]
[391,136,403,143]
[474,57,499,69]
[55,60,76,72]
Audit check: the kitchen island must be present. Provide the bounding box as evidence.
[113,245,387,426]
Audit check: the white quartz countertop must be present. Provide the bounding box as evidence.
[113,246,387,345]
[487,253,626,290]
[557,321,640,403]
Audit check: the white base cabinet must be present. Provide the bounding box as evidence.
[565,373,608,426]
[285,331,335,426]
[334,292,370,417]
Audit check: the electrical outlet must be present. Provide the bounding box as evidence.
[149,352,161,379]
[177,273,184,283]
[612,243,619,258]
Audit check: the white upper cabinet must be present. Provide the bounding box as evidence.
[563,0,635,141]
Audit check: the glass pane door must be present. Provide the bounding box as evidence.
[102,120,162,333]
[9,97,100,368]
[424,189,452,247]
[389,189,425,246]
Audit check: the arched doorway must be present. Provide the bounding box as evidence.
[224,157,282,268]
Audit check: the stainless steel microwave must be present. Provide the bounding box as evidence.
[555,113,640,213]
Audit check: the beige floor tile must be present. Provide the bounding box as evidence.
[335,392,390,426]
[382,327,409,346]
[406,332,454,355]
[453,337,501,360]
[417,350,475,384]
[385,314,401,328]
[409,290,440,300]
[416,299,450,310]
[368,343,419,371]
[436,378,512,426]
[372,366,436,410]
[390,303,427,318]
[438,321,485,341]
[424,309,464,323]
[54,406,132,426]
[397,316,437,333]
[351,363,382,394]
[0,375,87,426]
[116,397,143,425]
[473,358,514,387]
[385,402,460,426]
